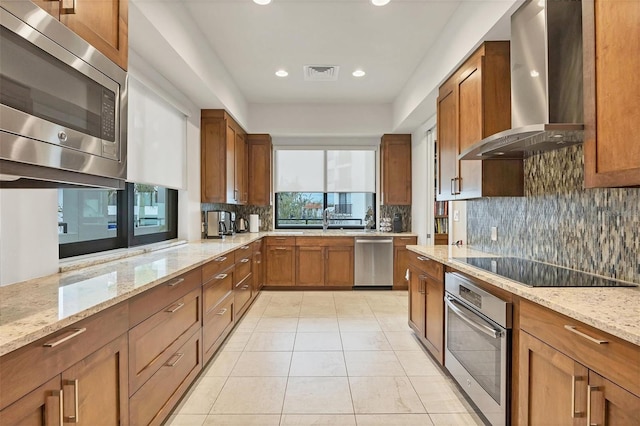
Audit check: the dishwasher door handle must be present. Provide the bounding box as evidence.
[355,239,394,244]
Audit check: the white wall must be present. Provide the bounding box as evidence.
[0,189,59,286]
[450,200,467,245]
[411,116,436,245]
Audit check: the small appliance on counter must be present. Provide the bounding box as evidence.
[249,214,259,233]
[392,213,403,233]
[236,217,248,233]
[203,210,235,238]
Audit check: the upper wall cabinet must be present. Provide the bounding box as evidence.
[583,0,640,188]
[436,41,524,201]
[35,0,128,70]
[247,134,273,206]
[381,134,412,205]
[201,110,248,205]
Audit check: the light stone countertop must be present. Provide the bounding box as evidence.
[0,231,416,357]
[407,245,640,346]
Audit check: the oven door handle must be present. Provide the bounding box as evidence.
[445,295,503,339]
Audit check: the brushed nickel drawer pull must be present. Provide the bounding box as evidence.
[63,379,79,423]
[166,352,184,367]
[240,245,250,250]
[417,256,429,261]
[241,285,250,290]
[275,247,288,251]
[60,0,76,15]
[167,277,185,287]
[216,308,228,316]
[215,273,228,280]
[240,258,250,263]
[564,325,609,345]
[166,302,185,313]
[43,328,86,347]
[215,256,227,262]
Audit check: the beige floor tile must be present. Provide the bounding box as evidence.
[335,303,374,318]
[297,317,339,333]
[283,377,354,414]
[177,376,227,414]
[340,332,392,351]
[235,316,260,332]
[349,377,425,414]
[203,351,242,377]
[165,414,207,426]
[355,414,434,425]
[429,413,486,425]
[203,414,281,425]
[368,304,407,316]
[294,332,343,351]
[375,315,412,332]
[210,377,287,414]
[255,317,299,332]
[343,351,405,377]
[299,303,337,317]
[230,351,292,376]
[261,305,302,318]
[410,376,474,413]
[289,351,347,377]
[245,332,296,351]
[384,331,422,351]
[338,318,382,332]
[280,414,357,425]
[222,331,252,351]
[395,351,443,377]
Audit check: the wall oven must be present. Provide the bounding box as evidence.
[0,2,127,188]
[444,272,512,426]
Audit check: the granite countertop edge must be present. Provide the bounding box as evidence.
[406,245,640,346]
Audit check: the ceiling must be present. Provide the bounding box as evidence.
[174,0,461,104]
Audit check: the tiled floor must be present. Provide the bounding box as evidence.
[167,291,485,426]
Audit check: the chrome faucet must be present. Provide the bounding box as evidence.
[323,208,332,231]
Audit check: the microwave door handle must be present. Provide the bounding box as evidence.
[445,296,503,339]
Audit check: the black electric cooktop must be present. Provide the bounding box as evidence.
[453,257,638,288]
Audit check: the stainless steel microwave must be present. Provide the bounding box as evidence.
[0,1,127,189]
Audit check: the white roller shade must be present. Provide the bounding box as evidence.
[127,77,187,189]
[275,150,325,192]
[326,150,375,192]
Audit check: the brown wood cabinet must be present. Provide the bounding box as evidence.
[34,0,128,70]
[583,0,640,187]
[407,253,444,364]
[518,299,640,424]
[381,134,412,205]
[202,254,235,363]
[325,245,354,287]
[295,237,354,288]
[234,248,253,317]
[265,237,296,286]
[201,110,248,204]
[252,240,264,292]
[297,246,325,286]
[247,134,273,206]
[393,236,418,290]
[436,41,524,201]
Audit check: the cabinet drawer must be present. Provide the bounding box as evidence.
[129,267,201,327]
[250,239,262,252]
[203,268,234,315]
[394,236,417,246]
[203,294,234,362]
[234,244,252,262]
[323,237,354,247]
[0,302,128,410]
[128,287,201,395]
[266,236,296,246]
[202,255,234,283]
[235,255,252,284]
[408,254,443,281]
[234,275,252,317]
[129,330,201,426]
[520,299,640,396]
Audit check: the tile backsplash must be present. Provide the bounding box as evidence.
[380,205,412,232]
[467,145,639,283]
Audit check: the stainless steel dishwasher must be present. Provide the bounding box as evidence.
[354,237,394,288]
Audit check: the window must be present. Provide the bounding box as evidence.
[58,183,178,258]
[274,148,376,229]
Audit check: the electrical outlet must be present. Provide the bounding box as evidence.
[453,210,460,222]
[491,226,498,241]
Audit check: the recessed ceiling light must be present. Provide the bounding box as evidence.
[253,0,272,5]
[275,70,288,77]
[371,0,390,6]
[352,70,366,77]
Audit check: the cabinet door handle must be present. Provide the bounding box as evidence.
[240,258,250,263]
[586,385,601,426]
[43,328,86,348]
[564,325,609,345]
[46,389,63,426]
[234,189,239,201]
[215,256,227,262]
[571,375,584,418]
[60,0,76,15]
[167,277,185,287]
[63,379,79,423]
[216,308,228,316]
[450,178,455,196]
[215,273,228,280]
[166,302,185,313]
[166,352,184,367]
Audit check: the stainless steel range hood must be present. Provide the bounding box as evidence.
[459,0,583,160]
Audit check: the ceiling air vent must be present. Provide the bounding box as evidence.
[303,65,340,81]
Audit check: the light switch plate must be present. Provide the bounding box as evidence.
[491,226,498,241]
[453,210,460,222]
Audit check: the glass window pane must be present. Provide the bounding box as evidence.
[326,150,375,192]
[58,189,118,244]
[134,184,169,236]
[327,193,375,228]
[276,192,324,228]
[275,150,325,192]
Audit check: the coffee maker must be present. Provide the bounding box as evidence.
[204,210,235,238]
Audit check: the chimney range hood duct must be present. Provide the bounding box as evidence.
[459,0,584,160]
